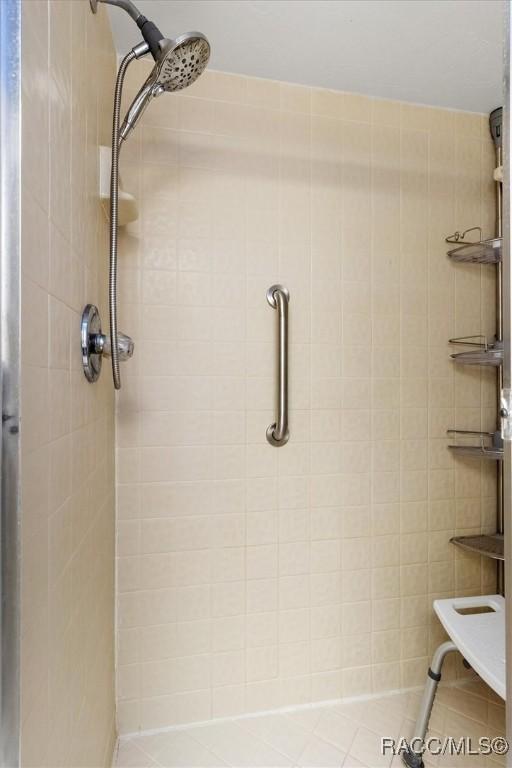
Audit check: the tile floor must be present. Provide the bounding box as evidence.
[114,681,506,768]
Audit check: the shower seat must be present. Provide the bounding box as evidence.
[402,594,505,768]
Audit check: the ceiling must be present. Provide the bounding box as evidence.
[107,0,504,113]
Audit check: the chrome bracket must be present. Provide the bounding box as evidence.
[500,388,512,440]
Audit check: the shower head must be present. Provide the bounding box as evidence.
[148,33,211,92]
[120,32,211,140]
[92,1,210,139]
[92,0,211,140]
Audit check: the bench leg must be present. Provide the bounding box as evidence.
[402,640,458,768]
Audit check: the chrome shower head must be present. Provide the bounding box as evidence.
[120,32,211,140]
[153,33,211,93]
[92,0,211,141]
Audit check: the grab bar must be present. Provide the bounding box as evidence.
[266,284,290,446]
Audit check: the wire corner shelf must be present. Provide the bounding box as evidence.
[446,227,502,264]
[449,335,503,367]
[447,429,503,461]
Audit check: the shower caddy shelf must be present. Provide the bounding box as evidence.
[449,533,504,561]
[447,429,503,461]
[446,227,502,264]
[449,335,503,367]
[445,108,504,580]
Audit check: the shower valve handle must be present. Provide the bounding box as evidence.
[94,331,134,362]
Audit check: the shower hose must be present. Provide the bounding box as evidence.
[109,49,136,390]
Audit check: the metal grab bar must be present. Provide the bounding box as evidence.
[266,284,290,446]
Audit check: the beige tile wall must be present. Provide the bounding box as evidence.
[20,1,117,765]
[116,64,498,733]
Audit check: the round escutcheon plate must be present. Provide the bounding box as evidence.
[81,304,102,383]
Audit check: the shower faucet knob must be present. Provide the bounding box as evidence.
[81,304,134,383]
[95,331,135,362]
[118,333,135,360]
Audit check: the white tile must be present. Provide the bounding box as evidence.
[342,755,369,768]
[190,720,293,767]
[241,713,311,761]
[134,731,228,767]
[285,709,323,734]
[297,735,346,767]
[348,727,393,768]
[115,741,159,767]
[314,710,359,753]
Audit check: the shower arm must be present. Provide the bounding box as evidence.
[109,40,149,390]
[90,0,143,23]
[91,0,167,61]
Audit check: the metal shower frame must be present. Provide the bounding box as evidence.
[504,3,512,765]
[0,0,21,765]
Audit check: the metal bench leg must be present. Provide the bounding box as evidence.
[402,640,458,768]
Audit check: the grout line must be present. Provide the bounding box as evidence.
[116,679,492,768]
[119,683,426,741]
[120,675,485,744]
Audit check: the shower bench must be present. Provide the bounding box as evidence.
[402,594,505,768]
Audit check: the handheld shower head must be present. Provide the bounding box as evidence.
[152,32,211,92]
[91,0,211,389]
[120,32,211,141]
